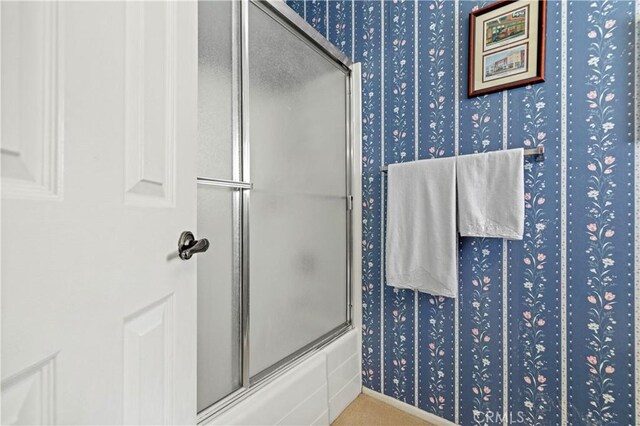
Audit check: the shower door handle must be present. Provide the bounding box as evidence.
[178,231,210,260]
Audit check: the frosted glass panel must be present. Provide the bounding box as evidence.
[197,184,241,411]
[198,0,235,179]
[248,4,348,377]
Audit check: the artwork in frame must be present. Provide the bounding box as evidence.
[468,0,546,97]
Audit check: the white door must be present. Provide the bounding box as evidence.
[1,1,199,424]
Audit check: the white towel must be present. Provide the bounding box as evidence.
[386,157,457,298]
[457,148,524,240]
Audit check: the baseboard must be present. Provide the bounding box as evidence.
[361,388,456,426]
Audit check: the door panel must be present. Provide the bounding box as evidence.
[196,184,241,411]
[247,3,349,378]
[196,0,243,414]
[198,0,237,181]
[1,1,198,424]
[124,1,178,207]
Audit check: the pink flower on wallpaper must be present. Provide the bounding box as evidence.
[471,113,479,121]
[605,366,615,374]
[483,335,490,342]
[588,295,597,304]
[588,30,597,38]
[472,387,479,394]
[538,197,546,205]
[392,310,398,317]
[605,19,616,29]
[604,292,615,301]
[524,376,531,384]
[483,386,491,394]
[587,90,598,99]
[605,229,615,237]
[604,156,615,165]
[537,253,546,261]
[429,48,435,55]
[605,93,615,102]
[538,375,547,383]
[537,132,546,140]
[439,350,445,356]
[587,356,598,365]
[429,146,436,153]
[483,276,490,284]
[472,328,479,336]
[523,311,532,319]
[587,223,597,232]
[524,257,532,265]
[524,192,532,201]
[538,319,545,326]
[429,342,436,350]
[438,96,445,102]
[472,279,479,286]
[484,116,490,123]
[524,139,531,146]
[588,163,597,171]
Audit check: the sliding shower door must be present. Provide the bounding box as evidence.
[197,0,243,413]
[197,0,354,417]
[247,2,350,379]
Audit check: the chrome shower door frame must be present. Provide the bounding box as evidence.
[197,0,359,421]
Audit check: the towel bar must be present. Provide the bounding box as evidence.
[380,145,544,173]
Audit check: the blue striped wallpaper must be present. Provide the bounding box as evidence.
[287,0,638,424]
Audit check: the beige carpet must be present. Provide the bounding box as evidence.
[332,394,434,426]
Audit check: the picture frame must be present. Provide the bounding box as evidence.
[468,0,547,97]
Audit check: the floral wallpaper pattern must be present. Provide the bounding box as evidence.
[579,6,621,422]
[507,83,562,425]
[416,0,456,418]
[352,0,382,393]
[419,0,454,160]
[567,0,636,424]
[457,4,506,418]
[288,0,638,424]
[383,0,415,404]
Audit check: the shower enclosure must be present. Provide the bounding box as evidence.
[197,0,357,420]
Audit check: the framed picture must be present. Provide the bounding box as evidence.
[468,0,546,97]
